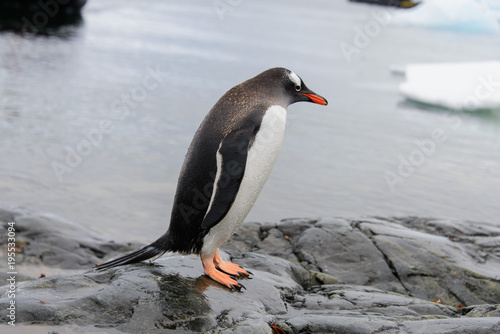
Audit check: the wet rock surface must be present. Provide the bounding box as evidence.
[0,208,139,272]
[0,209,499,333]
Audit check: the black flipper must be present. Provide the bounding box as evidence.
[201,122,258,230]
[94,235,171,271]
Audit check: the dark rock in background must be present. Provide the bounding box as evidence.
[0,208,499,333]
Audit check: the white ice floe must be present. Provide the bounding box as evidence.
[399,61,500,111]
[392,0,500,34]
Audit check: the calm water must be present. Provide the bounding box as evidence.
[1,0,499,242]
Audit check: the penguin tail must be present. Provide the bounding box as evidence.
[94,235,172,271]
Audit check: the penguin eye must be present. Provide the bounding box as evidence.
[295,85,301,91]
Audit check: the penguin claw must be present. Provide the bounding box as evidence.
[229,283,245,292]
[237,270,252,278]
[238,266,253,276]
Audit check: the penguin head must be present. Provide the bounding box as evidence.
[253,68,328,107]
[285,70,328,106]
[283,69,328,106]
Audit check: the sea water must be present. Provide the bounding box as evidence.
[0,0,499,242]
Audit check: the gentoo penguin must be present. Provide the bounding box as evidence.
[95,67,327,290]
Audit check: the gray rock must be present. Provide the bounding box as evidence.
[462,304,500,318]
[225,218,404,292]
[0,253,296,333]
[0,208,18,223]
[225,217,500,306]
[0,212,499,333]
[400,318,500,334]
[0,208,140,272]
[356,217,500,305]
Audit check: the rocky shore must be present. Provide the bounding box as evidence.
[0,208,499,333]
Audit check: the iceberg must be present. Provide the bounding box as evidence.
[392,0,500,34]
[398,61,500,111]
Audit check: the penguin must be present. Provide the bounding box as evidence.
[95,67,328,290]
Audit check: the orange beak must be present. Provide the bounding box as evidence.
[301,93,328,106]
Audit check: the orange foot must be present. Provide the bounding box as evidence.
[201,249,251,291]
[214,249,252,277]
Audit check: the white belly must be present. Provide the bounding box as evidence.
[201,105,287,257]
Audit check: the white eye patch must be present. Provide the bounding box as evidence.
[288,71,301,89]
